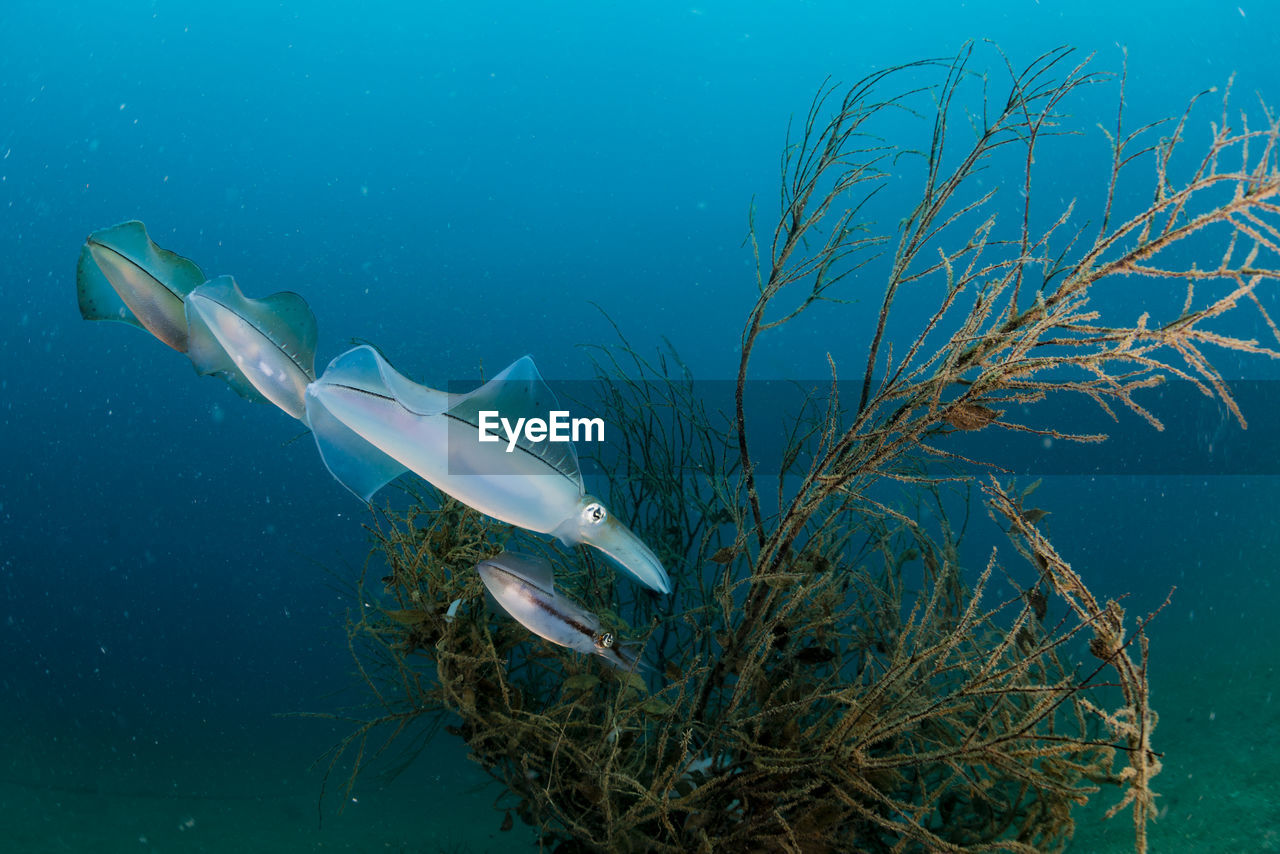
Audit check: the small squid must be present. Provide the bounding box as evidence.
[476,551,643,671]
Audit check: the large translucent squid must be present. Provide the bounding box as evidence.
[306,346,672,594]
[184,276,317,421]
[76,220,206,352]
[76,223,318,422]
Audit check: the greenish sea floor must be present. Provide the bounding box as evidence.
[1070,580,1280,853]
[5,480,1275,853]
[5,597,1272,854]
[0,714,539,853]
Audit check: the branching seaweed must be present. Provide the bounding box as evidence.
[321,44,1280,853]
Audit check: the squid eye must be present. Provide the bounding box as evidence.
[596,632,615,649]
[582,502,607,526]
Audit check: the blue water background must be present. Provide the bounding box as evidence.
[2,0,1278,846]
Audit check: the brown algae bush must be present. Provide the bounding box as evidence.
[321,45,1280,853]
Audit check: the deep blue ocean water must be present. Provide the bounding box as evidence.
[3,2,1279,851]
